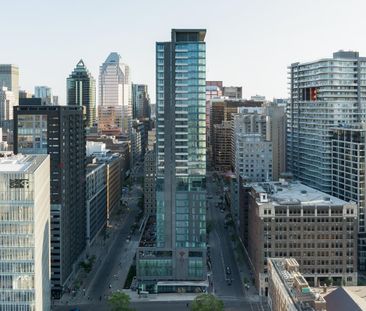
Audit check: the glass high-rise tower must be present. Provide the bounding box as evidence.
[137,29,207,291]
[67,60,96,127]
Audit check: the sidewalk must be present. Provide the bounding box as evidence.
[54,187,139,305]
[125,290,199,302]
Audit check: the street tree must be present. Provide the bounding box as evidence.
[191,293,224,311]
[108,291,134,311]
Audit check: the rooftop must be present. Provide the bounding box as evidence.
[270,258,327,311]
[323,286,366,311]
[251,180,348,206]
[0,154,48,173]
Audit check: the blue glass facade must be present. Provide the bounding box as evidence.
[154,29,207,281]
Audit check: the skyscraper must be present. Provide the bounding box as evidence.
[137,29,207,291]
[98,52,132,135]
[132,84,151,120]
[67,59,96,127]
[0,64,19,105]
[14,104,86,297]
[0,154,51,311]
[287,51,366,270]
[34,86,52,105]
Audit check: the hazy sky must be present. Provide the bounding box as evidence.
[2,0,366,104]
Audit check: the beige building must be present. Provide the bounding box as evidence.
[246,180,358,296]
[268,258,327,311]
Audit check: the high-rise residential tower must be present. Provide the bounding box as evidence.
[0,64,19,105]
[98,52,132,135]
[14,104,86,298]
[0,154,51,311]
[287,51,366,270]
[67,59,96,127]
[137,29,207,291]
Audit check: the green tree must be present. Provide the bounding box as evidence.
[191,293,224,311]
[108,291,134,311]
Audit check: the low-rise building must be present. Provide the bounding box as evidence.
[246,180,358,296]
[268,258,327,311]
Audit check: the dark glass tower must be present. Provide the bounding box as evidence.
[14,104,86,298]
[67,59,96,127]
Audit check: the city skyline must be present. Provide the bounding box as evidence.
[2,0,366,104]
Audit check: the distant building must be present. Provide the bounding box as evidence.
[34,86,52,105]
[245,180,358,296]
[0,86,15,126]
[268,258,327,311]
[132,84,150,120]
[0,154,51,311]
[67,59,96,127]
[232,113,272,181]
[52,95,59,105]
[250,94,266,102]
[222,86,242,99]
[19,89,33,99]
[210,99,263,171]
[14,104,86,298]
[86,142,123,224]
[98,52,132,135]
[206,81,223,150]
[86,161,107,248]
[144,131,156,215]
[0,64,19,105]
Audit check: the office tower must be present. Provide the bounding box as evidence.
[132,84,151,120]
[144,129,156,215]
[0,154,51,311]
[67,59,96,127]
[86,161,107,248]
[267,258,327,311]
[137,29,207,291]
[86,141,123,225]
[52,95,59,105]
[0,86,15,126]
[19,89,33,99]
[0,64,19,105]
[14,104,85,298]
[210,98,263,170]
[232,113,272,181]
[287,51,366,270]
[34,86,52,105]
[264,100,287,181]
[98,52,132,135]
[130,119,144,165]
[331,124,366,270]
[245,180,357,296]
[222,86,242,99]
[206,81,223,152]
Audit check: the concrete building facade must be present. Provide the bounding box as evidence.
[14,105,86,298]
[246,180,358,296]
[0,154,51,311]
[268,258,327,311]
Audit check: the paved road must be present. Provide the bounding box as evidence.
[53,299,269,311]
[87,186,142,299]
[206,171,258,301]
